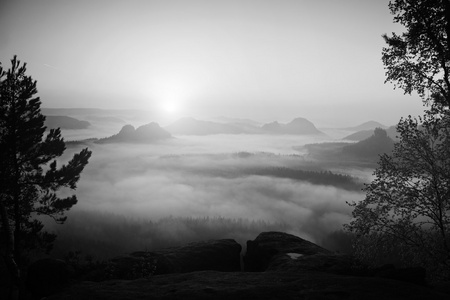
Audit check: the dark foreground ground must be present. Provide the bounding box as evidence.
[47,270,450,300]
[8,232,450,300]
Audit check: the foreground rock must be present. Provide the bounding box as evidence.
[152,238,242,274]
[244,232,426,284]
[39,233,449,299]
[244,231,331,271]
[82,239,242,281]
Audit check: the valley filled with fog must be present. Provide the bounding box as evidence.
[44,109,383,259]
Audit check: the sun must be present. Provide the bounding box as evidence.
[157,97,185,120]
[152,82,190,119]
[161,101,180,114]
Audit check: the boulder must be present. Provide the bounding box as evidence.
[104,239,242,279]
[244,231,331,271]
[153,239,242,274]
[103,254,156,280]
[266,252,365,276]
[243,232,426,285]
[26,258,70,298]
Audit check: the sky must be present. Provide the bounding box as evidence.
[0,0,426,127]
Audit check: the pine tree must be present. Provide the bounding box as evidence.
[0,56,92,297]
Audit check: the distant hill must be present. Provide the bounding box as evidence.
[96,123,171,143]
[42,108,105,116]
[304,128,395,165]
[85,115,126,124]
[165,117,324,136]
[165,118,248,135]
[261,118,324,135]
[44,115,91,130]
[342,121,387,132]
[342,129,375,141]
[41,108,157,124]
[210,116,261,126]
[343,125,399,141]
[342,128,395,159]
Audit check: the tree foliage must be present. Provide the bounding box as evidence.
[345,111,450,277]
[0,56,92,296]
[346,0,450,280]
[382,0,450,108]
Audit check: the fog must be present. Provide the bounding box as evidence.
[49,126,370,258]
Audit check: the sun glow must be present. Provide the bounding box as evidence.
[155,91,186,122]
[153,83,189,119]
[149,74,203,120]
[161,101,180,114]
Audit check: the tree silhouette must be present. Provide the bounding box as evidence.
[345,113,450,277]
[346,0,450,280]
[382,0,450,108]
[0,56,92,297]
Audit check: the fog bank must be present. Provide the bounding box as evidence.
[55,135,367,251]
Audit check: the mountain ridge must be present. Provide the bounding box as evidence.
[96,122,171,143]
[165,117,324,136]
[44,115,91,130]
[343,125,398,141]
[341,120,387,131]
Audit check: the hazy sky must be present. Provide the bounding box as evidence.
[1,0,426,126]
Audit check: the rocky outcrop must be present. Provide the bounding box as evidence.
[96,122,171,143]
[165,117,325,135]
[135,123,171,141]
[154,238,242,274]
[343,125,399,141]
[261,118,324,135]
[118,124,135,136]
[165,117,247,135]
[244,232,426,283]
[98,239,242,280]
[266,252,361,275]
[39,233,447,300]
[244,231,331,271]
[343,128,395,159]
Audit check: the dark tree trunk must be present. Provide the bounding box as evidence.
[0,201,20,300]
